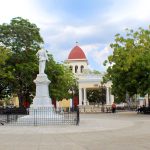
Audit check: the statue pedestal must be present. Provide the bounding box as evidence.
[31,73,52,107]
[29,73,55,117]
[18,73,63,125]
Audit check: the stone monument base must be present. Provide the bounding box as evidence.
[17,73,64,125]
[17,106,64,125]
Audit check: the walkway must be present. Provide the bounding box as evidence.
[0,112,150,150]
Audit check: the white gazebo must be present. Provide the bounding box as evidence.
[66,44,114,106]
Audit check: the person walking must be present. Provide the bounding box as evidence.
[112,102,116,113]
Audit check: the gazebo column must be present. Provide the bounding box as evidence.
[79,88,83,105]
[106,87,110,105]
[110,95,114,104]
[83,88,87,105]
[110,88,114,104]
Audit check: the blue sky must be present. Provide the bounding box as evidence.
[0,0,150,71]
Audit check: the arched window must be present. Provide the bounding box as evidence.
[81,65,84,73]
[75,65,78,73]
[69,66,73,72]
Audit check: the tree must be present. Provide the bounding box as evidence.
[0,17,76,107]
[104,26,150,102]
[87,88,106,105]
[0,46,13,98]
[10,50,39,106]
[0,17,43,106]
[46,54,76,100]
[0,17,43,52]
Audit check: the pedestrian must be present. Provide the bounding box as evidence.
[112,102,116,113]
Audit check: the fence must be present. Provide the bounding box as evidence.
[0,106,79,126]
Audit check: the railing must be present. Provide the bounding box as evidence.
[0,106,80,126]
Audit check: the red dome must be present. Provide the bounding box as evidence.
[68,46,87,59]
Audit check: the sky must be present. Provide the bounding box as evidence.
[0,0,150,71]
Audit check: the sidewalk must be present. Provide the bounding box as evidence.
[0,112,150,150]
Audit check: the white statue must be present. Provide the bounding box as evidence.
[36,49,48,74]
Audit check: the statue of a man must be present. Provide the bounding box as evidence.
[36,49,48,74]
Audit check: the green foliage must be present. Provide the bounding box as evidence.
[0,100,3,106]
[104,26,150,102]
[87,88,106,104]
[46,54,76,100]
[0,17,76,106]
[92,70,101,74]
[0,17,43,105]
[0,46,14,98]
[0,46,13,78]
[0,17,43,52]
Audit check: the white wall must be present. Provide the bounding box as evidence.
[67,60,88,74]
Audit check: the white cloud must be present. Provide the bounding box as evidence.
[107,0,150,24]
[0,0,34,23]
[91,45,112,70]
[0,0,60,27]
[87,65,95,71]
[81,44,113,71]
[63,25,95,37]
[0,0,150,71]
[42,25,96,43]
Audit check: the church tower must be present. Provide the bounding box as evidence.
[66,45,88,74]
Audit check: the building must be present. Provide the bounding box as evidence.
[66,44,114,106]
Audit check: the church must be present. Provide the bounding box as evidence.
[65,44,114,107]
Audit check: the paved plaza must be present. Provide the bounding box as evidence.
[0,111,150,150]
